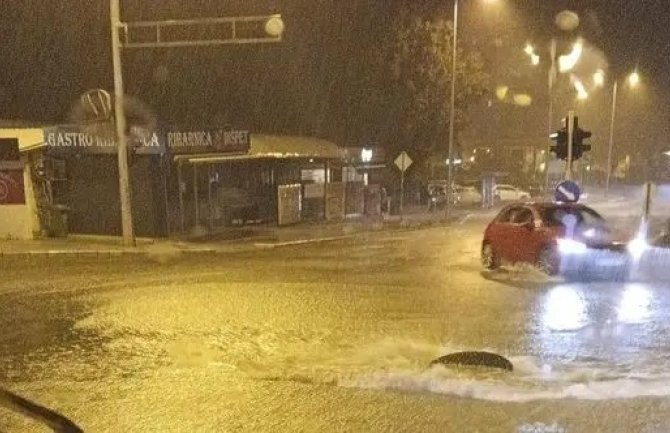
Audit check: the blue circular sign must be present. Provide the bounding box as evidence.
[555,180,581,203]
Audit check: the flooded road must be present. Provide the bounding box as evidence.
[2,223,670,432]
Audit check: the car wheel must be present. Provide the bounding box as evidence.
[481,242,500,270]
[537,247,560,276]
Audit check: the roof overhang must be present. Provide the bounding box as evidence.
[176,134,341,164]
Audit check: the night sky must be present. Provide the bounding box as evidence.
[0,1,668,150]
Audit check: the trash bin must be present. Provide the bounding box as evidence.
[49,204,70,237]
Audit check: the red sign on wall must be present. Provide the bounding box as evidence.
[0,170,25,204]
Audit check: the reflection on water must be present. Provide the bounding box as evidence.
[542,285,587,332]
[618,284,652,324]
[0,293,111,384]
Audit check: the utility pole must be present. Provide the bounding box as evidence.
[605,79,618,197]
[110,0,135,246]
[565,110,575,181]
[544,39,557,195]
[108,2,282,244]
[446,0,458,217]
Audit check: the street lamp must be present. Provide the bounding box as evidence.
[524,43,541,66]
[447,0,498,215]
[605,70,641,196]
[593,69,605,87]
[558,39,583,73]
[572,76,588,100]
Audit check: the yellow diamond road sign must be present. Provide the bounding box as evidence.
[394,151,412,172]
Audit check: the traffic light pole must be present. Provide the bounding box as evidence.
[565,110,575,181]
[111,0,135,247]
[544,39,557,196]
[108,2,283,244]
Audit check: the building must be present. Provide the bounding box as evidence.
[0,125,382,240]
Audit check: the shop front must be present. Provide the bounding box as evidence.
[7,125,345,238]
[171,134,344,235]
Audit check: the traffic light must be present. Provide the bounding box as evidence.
[572,116,592,161]
[550,128,568,160]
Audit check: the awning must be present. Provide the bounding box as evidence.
[0,128,46,152]
[176,134,341,164]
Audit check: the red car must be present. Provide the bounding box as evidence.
[481,202,632,280]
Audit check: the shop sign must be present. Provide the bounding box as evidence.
[43,127,251,156]
[166,129,250,154]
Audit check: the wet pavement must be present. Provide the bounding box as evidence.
[2,216,670,432]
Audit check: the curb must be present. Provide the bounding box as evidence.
[0,214,476,258]
[253,235,355,249]
[0,247,218,258]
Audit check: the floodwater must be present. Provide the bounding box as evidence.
[2,216,670,432]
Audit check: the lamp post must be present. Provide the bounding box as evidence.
[446,0,499,216]
[110,0,134,246]
[605,71,640,196]
[446,0,459,216]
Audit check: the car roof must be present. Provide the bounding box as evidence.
[517,202,598,213]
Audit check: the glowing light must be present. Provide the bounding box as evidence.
[513,94,533,107]
[496,85,509,101]
[572,77,588,100]
[361,148,373,163]
[555,10,580,32]
[531,54,540,66]
[583,228,597,238]
[469,156,476,163]
[557,238,587,255]
[524,43,534,56]
[628,71,640,87]
[627,236,649,261]
[265,16,285,37]
[618,284,652,324]
[593,69,605,87]
[543,285,587,331]
[559,40,583,73]
[446,158,463,165]
[664,150,670,156]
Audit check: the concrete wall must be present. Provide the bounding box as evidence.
[0,128,44,239]
[0,205,32,239]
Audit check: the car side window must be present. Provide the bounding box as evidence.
[511,208,533,225]
[496,207,520,223]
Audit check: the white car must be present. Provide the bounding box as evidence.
[455,185,482,205]
[494,184,531,202]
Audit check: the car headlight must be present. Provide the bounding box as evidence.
[557,238,588,255]
[627,237,649,260]
[583,228,597,238]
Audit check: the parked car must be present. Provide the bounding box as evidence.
[427,180,457,211]
[481,202,632,280]
[494,184,531,202]
[454,185,482,206]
